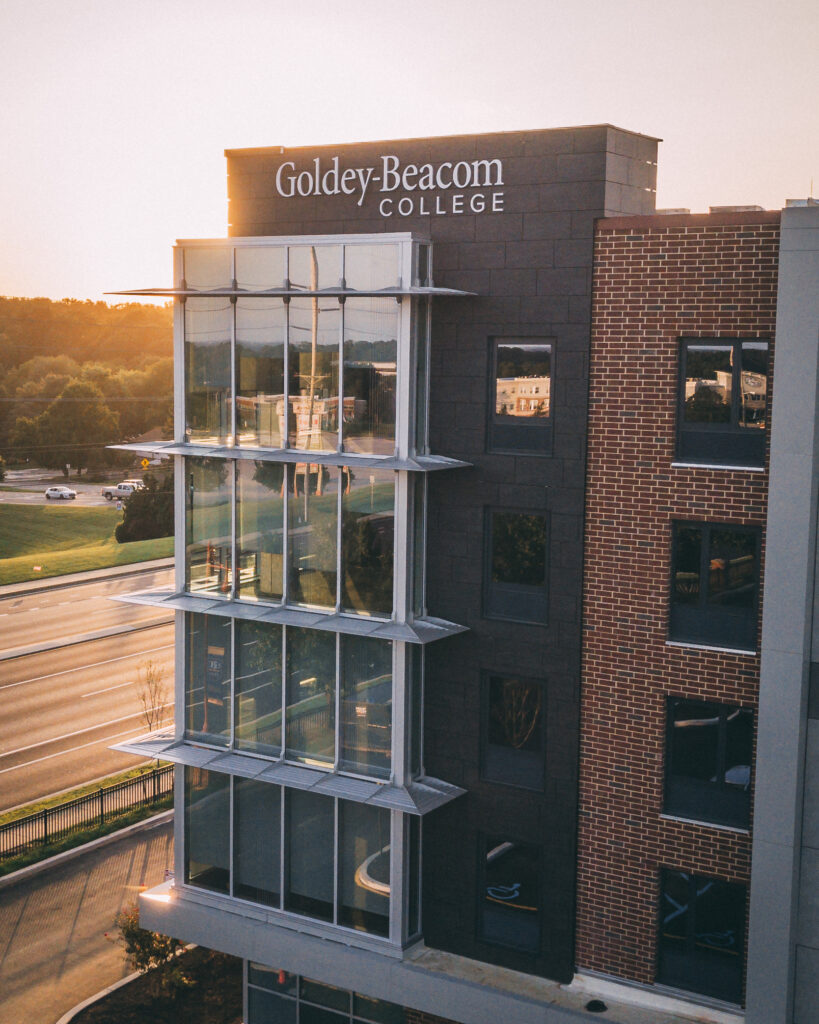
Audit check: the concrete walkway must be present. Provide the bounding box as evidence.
[0,816,173,1024]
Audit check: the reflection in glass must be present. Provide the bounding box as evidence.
[299,978,349,1013]
[344,243,399,291]
[684,345,732,424]
[288,297,340,451]
[248,989,296,1024]
[185,767,230,893]
[338,802,390,935]
[285,789,334,921]
[414,298,429,454]
[340,637,392,777]
[289,245,341,291]
[235,246,286,291]
[341,467,394,615]
[412,475,426,617]
[235,620,282,755]
[673,526,701,605]
[485,676,544,789]
[288,464,338,609]
[185,298,232,443]
[236,300,286,447]
[354,992,405,1024]
[184,247,231,290]
[185,612,231,745]
[739,342,768,429]
[343,298,397,454]
[669,699,753,789]
[708,530,756,609]
[237,461,284,602]
[495,342,551,419]
[480,838,540,952]
[186,458,232,595]
[491,512,546,586]
[234,778,281,907]
[408,815,421,939]
[286,628,336,766]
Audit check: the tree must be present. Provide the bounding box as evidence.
[136,658,169,732]
[0,453,5,481]
[112,903,189,997]
[115,471,173,543]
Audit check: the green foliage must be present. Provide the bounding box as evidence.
[115,471,174,543]
[0,454,5,482]
[113,904,190,997]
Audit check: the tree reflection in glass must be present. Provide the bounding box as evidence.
[185,297,232,444]
[186,458,232,596]
[684,345,732,424]
[341,467,394,616]
[287,464,339,609]
[235,620,282,756]
[342,298,397,455]
[340,637,392,778]
[286,628,336,766]
[237,461,284,602]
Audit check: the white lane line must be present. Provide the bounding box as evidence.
[0,721,175,775]
[82,680,134,698]
[0,703,175,760]
[0,643,174,691]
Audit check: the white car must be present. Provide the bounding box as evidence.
[45,486,77,500]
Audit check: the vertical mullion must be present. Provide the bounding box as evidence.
[392,641,406,788]
[231,460,237,600]
[336,467,343,612]
[229,775,235,898]
[230,617,236,751]
[389,809,403,945]
[283,465,290,606]
[279,785,285,910]
[282,626,288,762]
[333,798,339,925]
[283,249,290,451]
[230,247,237,445]
[334,633,341,770]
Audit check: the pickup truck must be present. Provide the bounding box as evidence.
[100,480,144,501]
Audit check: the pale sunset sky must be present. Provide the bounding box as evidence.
[0,0,816,302]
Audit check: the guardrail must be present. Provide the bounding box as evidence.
[0,764,174,861]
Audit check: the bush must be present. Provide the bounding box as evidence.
[113,903,190,997]
[115,471,173,543]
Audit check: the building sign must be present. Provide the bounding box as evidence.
[274,154,505,218]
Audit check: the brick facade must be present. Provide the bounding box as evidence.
[576,212,780,989]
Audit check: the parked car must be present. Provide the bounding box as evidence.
[100,480,144,501]
[44,486,77,500]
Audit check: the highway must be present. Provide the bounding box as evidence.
[0,568,175,811]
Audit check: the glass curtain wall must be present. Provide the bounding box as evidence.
[343,298,397,455]
[340,636,393,778]
[235,620,282,756]
[185,611,231,746]
[186,458,232,596]
[341,467,395,615]
[288,465,340,608]
[237,460,285,601]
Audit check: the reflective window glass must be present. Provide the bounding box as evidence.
[186,457,232,596]
[185,297,232,444]
[495,342,551,420]
[285,789,334,921]
[185,612,231,746]
[672,526,702,606]
[739,342,768,430]
[300,978,350,1013]
[185,766,230,893]
[286,628,336,766]
[342,298,397,455]
[235,620,282,756]
[288,464,339,609]
[354,992,405,1024]
[184,247,232,290]
[338,802,390,936]
[479,838,541,953]
[248,964,298,995]
[340,636,392,778]
[289,245,341,291]
[708,529,757,610]
[485,510,548,623]
[412,475,426,617]
[414,299,429,455]
[248,988,297,1024]
[236,246,286,291]
[288,297,340,451]
[344,244,399,291]
[341,467,394,616]
[234,778,281,907]
[237,460,284,602]
[484,675,545,790]
[236,299,286,448]
[683,345,732,424]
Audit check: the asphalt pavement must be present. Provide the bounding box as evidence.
[0,816,173,1024]
[0,469,125,507]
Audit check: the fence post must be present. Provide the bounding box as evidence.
[152,767,158,802]
[42,807,48,846]
[99,788,104,827]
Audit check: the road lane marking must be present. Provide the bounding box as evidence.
[0,642,174,691]
[0,721,175,775]
[82,680,135,698]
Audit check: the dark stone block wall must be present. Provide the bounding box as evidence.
[226,125,658,983]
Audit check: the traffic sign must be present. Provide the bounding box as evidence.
[141,458,150,469]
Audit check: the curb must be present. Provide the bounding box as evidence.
[0,808,173,891]
[54,969,143,1024]
[0,617,174,662]
[0,558,174,600]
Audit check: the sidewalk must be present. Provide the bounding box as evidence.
[0,815,173,1024]
[0,558,173,600]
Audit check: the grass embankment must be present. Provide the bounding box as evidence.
[0,504,172,584]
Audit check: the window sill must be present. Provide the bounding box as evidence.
[666,640,757,657]
[659,814,750,836]
[671,461,765,473]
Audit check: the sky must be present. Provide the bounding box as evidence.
[1,0,816,303]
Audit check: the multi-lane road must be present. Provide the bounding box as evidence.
[0,567,174,810]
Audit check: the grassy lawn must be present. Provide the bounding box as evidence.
[0,504,172,585]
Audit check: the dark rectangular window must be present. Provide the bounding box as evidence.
[670,522,760,650]
[285,790,334,921]
[485,509,548,624]
[489,338,553,454]
[482,674,546,790]
[665,698,753,829]
[234,778,281,906]
[479,837,541,953]
[678,338,768,467]
[185,611,231,746]
[658,870,746,1004]
[185,766,230,894]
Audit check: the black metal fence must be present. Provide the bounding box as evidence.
[0,764,174,862]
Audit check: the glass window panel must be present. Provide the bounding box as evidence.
[299,978,350,1013]
[342,298,397,455]
[248,964,298,996]
[412,475,426,617]
[495,342,551,420]
[185,612,231,746]
[247,988,297,1024]
[288,297,340,451]
[289,245,341,291]
[288,464,339,609]
[725,708,753,789]
[237,460,285,602]
[236,300,286,448]
[693,877,745,958]
[285,789,334,921]
[286,628,336,766]
[185,766,230,893]
[341,467,394,616]
[340,636,392,778]
[739,342,768,430]
[683,345,732,424]
[660,869,690,945]
[415,243,430,287]
[354,992,405,1024]
[185,297,232,444]
[344,243,399,291]
[409,646,423,778]
[300,1007,346,1024]
[480,838,541,953]
[408,815,421,938]
[673,526,702,606]
[234,778,281,907]
[485,675,545,790]
[236,246,286,291]
[338,802,391,936]
[414,299,429,454]
[235,620,282,756]
[707,529,757,609]
[184,247,232,290]
[491,512,546,586]
[186,457,232,596]
[669,700,719,781]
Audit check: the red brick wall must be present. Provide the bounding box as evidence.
[576,213,780,987]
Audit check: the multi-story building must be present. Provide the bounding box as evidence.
[111,130,819,1023]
